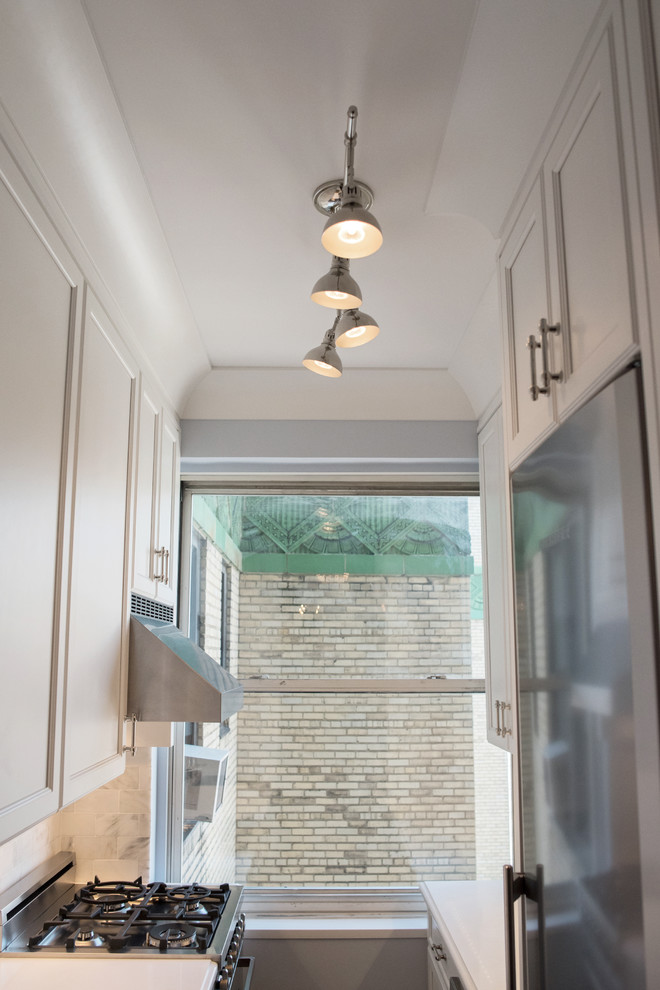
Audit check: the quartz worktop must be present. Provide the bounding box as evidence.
[0,957,218,990]
[420,880,506,990]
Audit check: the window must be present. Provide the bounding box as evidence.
[163,488,511,887]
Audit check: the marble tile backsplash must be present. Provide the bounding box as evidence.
[60,748,152,883]
[0,811,62,892]
[0,749,153,896]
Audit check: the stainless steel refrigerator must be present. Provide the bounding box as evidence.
[505,366,660,989]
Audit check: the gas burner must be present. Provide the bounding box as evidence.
[167,884,212,912]
[69,924,106,949]
[146,922,197,950]
[79,877,148,911]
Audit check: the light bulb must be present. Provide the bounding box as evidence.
[314,359,332,369]
[345,326,366,339]
[326,290,348,300]
[338,221,366,245]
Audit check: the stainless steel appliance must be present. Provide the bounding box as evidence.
[504,366,660,988]
[0,853,250,990]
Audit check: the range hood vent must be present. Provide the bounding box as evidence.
[128,615,244,723]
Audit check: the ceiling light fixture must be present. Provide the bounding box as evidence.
[335,308,380,348]
[304,106,381,376]
[302,314,343,378]
[311,257,362,309]
[314,106,383,260]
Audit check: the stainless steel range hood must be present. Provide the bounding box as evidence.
[127,615,244,723]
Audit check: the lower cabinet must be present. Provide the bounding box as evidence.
[428,916,467,990]
[61,290,137,805]
[421,881,506,990]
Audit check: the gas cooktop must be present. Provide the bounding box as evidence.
[1,853,245,981]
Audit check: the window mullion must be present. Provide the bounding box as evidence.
[242,677,485,693]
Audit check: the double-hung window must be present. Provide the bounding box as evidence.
[161,486,511,888]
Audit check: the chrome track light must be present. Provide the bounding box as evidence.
[311,257,362,309]
[315,106,383,260]
[335,309,380,348]
[304,107,382,377]
[302,314,343,377]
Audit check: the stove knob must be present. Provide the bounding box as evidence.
[225,958,236,976]
[218,968,231,990]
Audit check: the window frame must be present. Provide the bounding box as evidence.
[158,479,493,897]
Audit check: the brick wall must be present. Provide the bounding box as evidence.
[233,571,478,884]
[237,572,473,678]
[235,691,476,883]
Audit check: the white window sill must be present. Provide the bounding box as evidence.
[245,915,427,939]
[242,887,428,938]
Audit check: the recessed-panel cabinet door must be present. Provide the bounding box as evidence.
[62,292,136,805]
[131,381,160,598]
[499,178,556,467]
[478,407,515,752]
[0,154,81,842]
[156,414,180,608]
[545,27,637,418]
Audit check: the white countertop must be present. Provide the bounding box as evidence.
[0,957,218,990]
[420,880,506,990]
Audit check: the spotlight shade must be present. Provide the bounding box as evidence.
[302,339,343,377]
[321,203,383,259]
[311,258,362,309]
[336,309,380,348]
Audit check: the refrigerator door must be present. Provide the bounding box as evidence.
[512,367,654,989]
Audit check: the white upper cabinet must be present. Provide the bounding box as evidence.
[61,291,137,805]
[157,413,180,607]
[0,141,83,842]
[478,406,515,752]
[499,19,639,466]
[544,27,637,419]
[500,178,556,465]
[131,378,180,608]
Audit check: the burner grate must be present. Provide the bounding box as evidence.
[26,878,232,954]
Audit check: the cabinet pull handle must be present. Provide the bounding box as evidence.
[154,546,166,582]
[164,548,170,585]
[501,702,512,737]
[539,319,562,390]
[123,714,137,757]
[431,943,447,962]
[527,334,546,401]
[495,699,502,736]
[528,320,561,400]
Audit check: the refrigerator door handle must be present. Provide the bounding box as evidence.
[503,864,547,990]
[536,864,547,990]
[504,865,517,990]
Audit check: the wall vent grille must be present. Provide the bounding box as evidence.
[130,593,174,623]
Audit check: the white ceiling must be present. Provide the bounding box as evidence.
[0,0,599,416]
